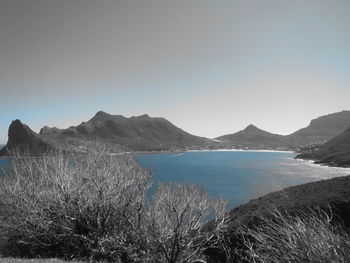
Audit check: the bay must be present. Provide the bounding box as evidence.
[138,151,350,208]
[1,151,349,209]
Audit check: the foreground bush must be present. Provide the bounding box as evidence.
[0,142,152,261]
[146,183,227,263]
[239,209,350,263]
[0,143,228,262]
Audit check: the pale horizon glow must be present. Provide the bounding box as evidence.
[1,0,350,143]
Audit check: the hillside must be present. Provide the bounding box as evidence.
[202,174,350,262]
[216,124,286,150]
[0,112,218,155]
[283,110,350,147]
[226,174,350,229]
[296,127,350,167]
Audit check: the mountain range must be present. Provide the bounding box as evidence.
[216,110,350,150]
[1,110,350,161]
[0,111,217,155]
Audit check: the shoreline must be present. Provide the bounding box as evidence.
[186,149,295,153]
[137,148,296,155]
[294,157,350,170]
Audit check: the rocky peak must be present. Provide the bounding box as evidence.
[243,124,260,133]
[7,119,37,148]
[94,111,111,118]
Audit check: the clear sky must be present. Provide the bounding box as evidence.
[1,0,350,143]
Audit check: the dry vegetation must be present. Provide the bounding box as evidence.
[0,142,227,262]
[1,141,350,262]
[234,209,350,263]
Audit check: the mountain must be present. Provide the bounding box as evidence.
[215,111,350,150]
[296,127,350,167]
[283,110,350,148]
[0,119,53,156]
[0,112,218,155]
[215,124,286,150]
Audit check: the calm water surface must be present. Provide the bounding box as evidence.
[138,151,350,208]
[1,152,349,209]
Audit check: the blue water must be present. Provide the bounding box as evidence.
[0,158,10,166]
[138,151,350,208]
[1,151,349,209]
[0,158,10,176]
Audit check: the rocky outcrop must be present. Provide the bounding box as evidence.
[0,120,52,156]
[6,120,37,148]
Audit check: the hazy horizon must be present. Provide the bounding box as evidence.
[1,0,350,143]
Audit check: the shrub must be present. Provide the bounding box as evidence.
[145,182,227,263]
[0,142,152,261]
[239,209,350,263]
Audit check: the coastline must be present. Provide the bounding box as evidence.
[294,157,350,170]
[136,148,295,155]
[186,149,295,153]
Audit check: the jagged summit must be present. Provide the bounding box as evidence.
[94,110,113,119]
[7,119,37,148]
[0,119,51,156]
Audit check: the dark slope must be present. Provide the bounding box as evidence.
[227,175,350,229]
[40,111,216,151]
[284,110,350,147]
[1,112,217,155]
[215,124,285,150]
[296,127,350,167]
[204,175,350,261]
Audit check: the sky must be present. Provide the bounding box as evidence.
[1,0,350,143]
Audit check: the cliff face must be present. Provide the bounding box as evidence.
[6,120,37,147]
[0,120,51,156]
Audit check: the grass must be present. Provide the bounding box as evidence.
[239,209,350,263]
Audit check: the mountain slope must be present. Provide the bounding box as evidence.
[296,127,350,167]
[204,174,350,261]
[216,124,285,150]
[226,174,350,228]
[284,110,350,147]
[0,112,217,155]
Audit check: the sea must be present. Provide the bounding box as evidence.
[1,151,349,209]
[138,151,350,208]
